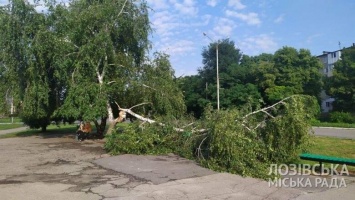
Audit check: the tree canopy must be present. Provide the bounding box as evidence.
[0,0,185,134]
[180,45,323,117]
[325,46,355,113]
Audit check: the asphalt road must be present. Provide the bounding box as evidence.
[312,127,355,139]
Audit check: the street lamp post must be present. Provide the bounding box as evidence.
[203,32,220,110]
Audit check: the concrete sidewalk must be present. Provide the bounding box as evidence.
[95,154,304,199]
[0,126,27,135]
[1,134,354,200]
[94,154,355,200]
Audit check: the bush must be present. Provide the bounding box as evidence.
[329,112,355,123]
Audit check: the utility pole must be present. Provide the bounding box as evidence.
[203,32,220,110]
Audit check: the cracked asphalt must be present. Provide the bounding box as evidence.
[0,132,354,199]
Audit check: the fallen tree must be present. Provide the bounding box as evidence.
[105,95,319,179]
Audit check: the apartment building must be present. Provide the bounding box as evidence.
[317,43,355,112]
[317,50,341,112]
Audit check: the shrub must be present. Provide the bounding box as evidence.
[329,112,355,123]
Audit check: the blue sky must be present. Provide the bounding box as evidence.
[147,0,355,76]
[1,0,355,76]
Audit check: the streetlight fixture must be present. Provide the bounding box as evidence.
[203,32,220,110]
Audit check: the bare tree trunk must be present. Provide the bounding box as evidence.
[106,120,117,135]
[106,101,116,135]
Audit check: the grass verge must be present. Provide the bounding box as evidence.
[0,117,22,123]
[312,121,355,128]
[0,124,77,139]
[0,124,24,130]
[297,136,355,173]
[0,122,128,139]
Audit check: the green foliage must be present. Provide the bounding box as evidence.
[1,0,185,134]
[21,83,51,131]
[265,86,294,103]
[105,95,316,180]
[181,43,323,117]
[325,46,355,112]
[105,119,197,157]
[135,52,186,118]
[201,109,271,178]
[329,111,355,123]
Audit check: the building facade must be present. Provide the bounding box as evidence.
[317,50,342,113]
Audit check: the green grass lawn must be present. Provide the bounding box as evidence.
[0,117,22,123]
[312,121,355,128]
[0,121,132,139]
[297,136,355,173]
[0,123,25,130]
[0,124,78,139]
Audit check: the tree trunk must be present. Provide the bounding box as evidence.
[94,117,107,139]
[106,120,117,135]
[41,125,47,132]
[105,101,116,135]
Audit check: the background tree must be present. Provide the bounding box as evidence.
[256,47,323,103]
[0,1,29,116]
[325,46,355,113]
[178,75,206,117]
[181,39,254,117]
[0,0,62,131]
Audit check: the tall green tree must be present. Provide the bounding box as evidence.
[0,0,63,131]
[258,47,323,103]
[200,38,242,86]
[325,46,355,112]
[0,0,30,101]
[55,0,185,136]
[201,39,265,110]
[54,0,152,136]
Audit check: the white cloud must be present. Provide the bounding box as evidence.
[207,0,218,7]
[239,34,278,55]
[226,10,261,26]
[213,18,236,37]
[171,0,198,16]
[161,39,196,55]
[151,11,181,37]
[274,14,284,23]
[228,0,246,10]
[147,0,170,10]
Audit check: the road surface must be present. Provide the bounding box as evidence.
[313,127,355,139]
[0,126,27,136]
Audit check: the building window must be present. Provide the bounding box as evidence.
[333,52,336,58]
[326,102,331,107]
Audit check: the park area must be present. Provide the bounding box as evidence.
[1,1,355,199]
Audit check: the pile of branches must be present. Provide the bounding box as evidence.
[106,95,318,179]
